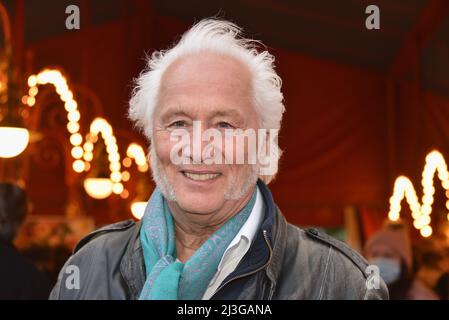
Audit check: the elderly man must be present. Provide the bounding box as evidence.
[50,19,388,300]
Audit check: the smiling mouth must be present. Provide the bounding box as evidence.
[181,171,222,181]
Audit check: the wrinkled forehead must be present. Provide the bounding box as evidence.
[155,52,256,119]
[161,51,252,89]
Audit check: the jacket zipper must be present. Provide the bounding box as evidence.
[211,229,274,299]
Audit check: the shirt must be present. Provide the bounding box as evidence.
[202,185,264,299]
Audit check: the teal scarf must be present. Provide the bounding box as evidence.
[139,187,256,300]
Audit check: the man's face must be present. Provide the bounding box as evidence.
[151,52,260,214]
[366,243,401,263]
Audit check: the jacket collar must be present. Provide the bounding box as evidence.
[243,179,287,286]
[210,179,287,299]
[120,220,145,300]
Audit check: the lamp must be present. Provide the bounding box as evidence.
[0,5,29,158]
[0,127,29,158]
[83,138,115,199]
[0,72,30,158]
[0,81,30,158]
[130,201,146,220]
[83,177,113,200]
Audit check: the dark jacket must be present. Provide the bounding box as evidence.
[0,240,52,299]
[49,181,388,300]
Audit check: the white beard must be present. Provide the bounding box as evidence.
[223,164,259,200]
[149,143,177,201]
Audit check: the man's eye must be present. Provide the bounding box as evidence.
[218,122,234,129]
[169,120,187,128]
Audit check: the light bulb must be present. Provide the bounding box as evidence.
[84,178,113,199]
[0,127,30,158]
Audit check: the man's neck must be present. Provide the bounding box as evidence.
[168,187,254,262]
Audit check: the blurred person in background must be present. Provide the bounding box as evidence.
[415,236,449,300]
[364,221,439,300]
[435,247,449,299]
[435,271,449,299]
[0,183,51,299]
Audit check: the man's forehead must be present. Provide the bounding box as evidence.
[160,52,252,89]
[155,52,254,121]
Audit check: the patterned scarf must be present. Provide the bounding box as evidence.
[139,187,256,300]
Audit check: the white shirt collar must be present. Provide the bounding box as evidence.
[216,185,264,271]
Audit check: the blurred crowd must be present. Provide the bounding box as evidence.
[365,220,449,299]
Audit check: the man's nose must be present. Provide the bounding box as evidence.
[190,123,223,164]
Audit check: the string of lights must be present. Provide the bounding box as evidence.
[388,150,449,237]
[23,69,149,203]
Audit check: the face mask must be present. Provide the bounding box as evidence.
[369,257,401,285]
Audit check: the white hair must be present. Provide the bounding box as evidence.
[128,18,285,183]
